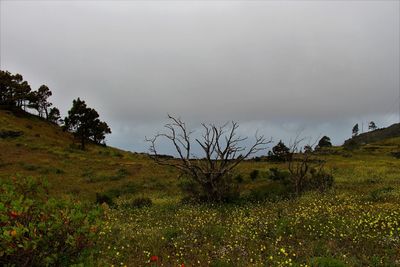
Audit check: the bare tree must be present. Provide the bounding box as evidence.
[146,115,270,202]
[287,136,333,196]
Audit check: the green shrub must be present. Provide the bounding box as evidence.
[249,169,259,181]
[310,257,347,267]
[246,182,291,201]
[268,167,290,181]
[368,186,395,202]
[210,259,233,267]
[234,174,244,183]
[130,197,153,208]
[0,176,101,266]
[20,162,41,171]
[307,168,334,193]
[96,192,114,206]
[95,182,138,205]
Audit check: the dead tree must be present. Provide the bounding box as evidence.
[287,136,333,195]
[146,115,270,202]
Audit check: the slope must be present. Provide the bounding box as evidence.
[0,109,179,201]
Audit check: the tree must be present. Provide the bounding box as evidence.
[30,85,52,118]
[91,121,111,145]
[316,136,332,149]
[368,121,377,131]
[146,115,269,202]
[304,145,313,153]
[0,70,30,108]
[48,107,61,124]
[64,98,111,149]
[268,140,291,161]
[287,138,334,196]
[352,124,359,137]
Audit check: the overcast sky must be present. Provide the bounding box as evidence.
[1,1,399,154]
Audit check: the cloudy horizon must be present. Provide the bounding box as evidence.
[1,1,399,155]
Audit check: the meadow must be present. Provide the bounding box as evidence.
[1,109,400,266]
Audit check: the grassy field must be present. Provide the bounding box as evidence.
[1,109,400,266]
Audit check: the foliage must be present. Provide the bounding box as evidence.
[310,257,347,267]
[96,182,138,206]
[47,107,61,124]
[268,167,290,181]
[63,98,111,149]
[368,121,377,131]
[129,197,153,208]
[0,70,58,121]
[0,70,30,108]
[0,176,101,266]
[316,136,332,149]
[287,151,334,196]
[268,140,291,162]
[29,85,52,118]
[249,169,259,181]
[352,124,359,137]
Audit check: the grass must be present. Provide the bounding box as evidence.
[1,109,400,266]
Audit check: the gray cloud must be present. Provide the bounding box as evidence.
[1,1,399,154]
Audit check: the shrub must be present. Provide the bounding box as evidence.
[0,130,23,138]
[391,151,400,159]
[130,197,153,208]
[307,168,334,193]
[268,167,290,181]
[234,174,244,183]
[246,183,291,201]
[267,141,291,162]
[0,176,101,266]
[310,257,347,267]
[96,192,114,206]
[368,186,395,202]
[249,169,259,181]
[95,182,138,205]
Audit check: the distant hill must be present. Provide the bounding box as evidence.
[343,123,400,148]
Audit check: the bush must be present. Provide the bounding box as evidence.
[245,183,292,201]
[307,168,334,193]
[310,257,347,267]
[268,167,290,181]
[234,174,244,183]
[178,174,240,203]
[249,169,259,181]
[96,192,114,206]
[368,186,395,202]
[0,176,101,266]
[129,197,153,208]
[95,182,138,206]
[391,151,400,159]
[0,130,23,138]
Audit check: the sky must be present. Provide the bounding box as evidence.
[1,0,399,155]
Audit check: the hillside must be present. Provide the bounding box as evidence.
[343,123,400,148]
[0,109,179,201]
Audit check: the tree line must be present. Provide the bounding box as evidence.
[0,70,111,149]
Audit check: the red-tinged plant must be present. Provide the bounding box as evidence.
[9,211,19,219]
[0,176,102,266]
[150,255,159,262]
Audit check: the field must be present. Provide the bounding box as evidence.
[1,109,400,266]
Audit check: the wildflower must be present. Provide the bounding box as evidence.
[150,255,159,262]
[9,211,19,219]
[10,229,17,237]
